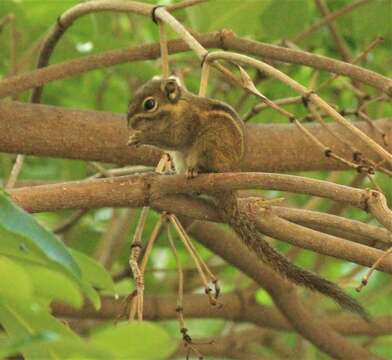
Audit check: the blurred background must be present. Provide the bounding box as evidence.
[0,0,391,359]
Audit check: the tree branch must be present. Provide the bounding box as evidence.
[9,173,392,273]
[0,30,391,98]
[52,292,392,337]
[253,209,392,273]
[292,0,371,43]
[9,172,368,212]
[206,51,392,166]
[184,219,383,360]
[269,205,392,246]
[0,101,390,172]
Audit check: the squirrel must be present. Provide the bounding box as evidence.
[127,77,368,319]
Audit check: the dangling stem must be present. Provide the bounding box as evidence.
[159,20,170,79]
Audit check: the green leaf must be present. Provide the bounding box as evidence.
[78,280,101,311]
[255,288,273,306]
[0,332,53,359]
[26,336,112,360]
[0,226,53,267]
[0,298,111,359]
[90,322,177,360]
[351,0,392,43]
[0,299,76,338]
[70,249,115,293]
[0,299,77,359]
[0,331,112,360]
[188,0,271,36]
[0,256,33,301]
[0,191,81,278]
[22,263,83,309]
[261,0,310,40]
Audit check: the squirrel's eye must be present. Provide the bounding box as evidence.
[142,97,158,112]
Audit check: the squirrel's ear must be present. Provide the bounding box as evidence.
[161,79,181,103]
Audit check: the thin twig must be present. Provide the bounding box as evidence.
[199,60,210,97]
[356,246,392,292]
[169,214,218,306]
[293,0,371,43]
[154,7,207,60]
[0,14,14,34]
[243,96,302,122]
[167,225,204,359]
[206,51,392,166]
[166,0,208,12]
[5,155,25,190]
[9,15,17,76]
[318,36,384,91]
[293,118,366,171]
[128,206,149,321]
[53,209,88,234]
[314,0,351,61]
[159,21,170,79]
[88,162,112,177]
[128,154,171,321]
[140,217,164,274]
[129,215,164,320]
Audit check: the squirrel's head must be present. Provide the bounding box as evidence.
[127,77,193,149]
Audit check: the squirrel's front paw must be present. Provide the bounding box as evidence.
[127,131,142,146]
[185,167,198,179]
[157,169,176,176]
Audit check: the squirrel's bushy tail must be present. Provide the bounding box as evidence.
[217,191,369,320]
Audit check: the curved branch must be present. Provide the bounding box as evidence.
[269,205,392,245]
[206,51,392,166]
[253,209,392,274]
[1,31,391,99]
[31,0,153,103]
[367,190,392,233]
[29,0,204,103]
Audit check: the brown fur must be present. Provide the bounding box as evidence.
[127,78,368,319]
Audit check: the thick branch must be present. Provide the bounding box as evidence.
[0,101,390,172]
[179,219,383,360]
[9,173,392,273]
[10,172,368,212]
[52,292,392,337]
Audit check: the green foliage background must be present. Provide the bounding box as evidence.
[0,0,391,359]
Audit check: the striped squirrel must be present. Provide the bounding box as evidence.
[127,77,368,319]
